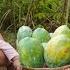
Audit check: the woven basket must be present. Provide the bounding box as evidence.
[22,65,70,70]
[0,65,70,70]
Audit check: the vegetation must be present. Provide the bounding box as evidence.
[0,0,70,32]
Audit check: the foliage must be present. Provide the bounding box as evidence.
[34,0,62,22]
[0,0,69,32]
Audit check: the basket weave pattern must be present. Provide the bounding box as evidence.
[22,65,70,70]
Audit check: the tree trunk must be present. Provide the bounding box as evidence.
[61,0,70,25]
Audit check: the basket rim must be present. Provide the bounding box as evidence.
[23,65,70,70]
